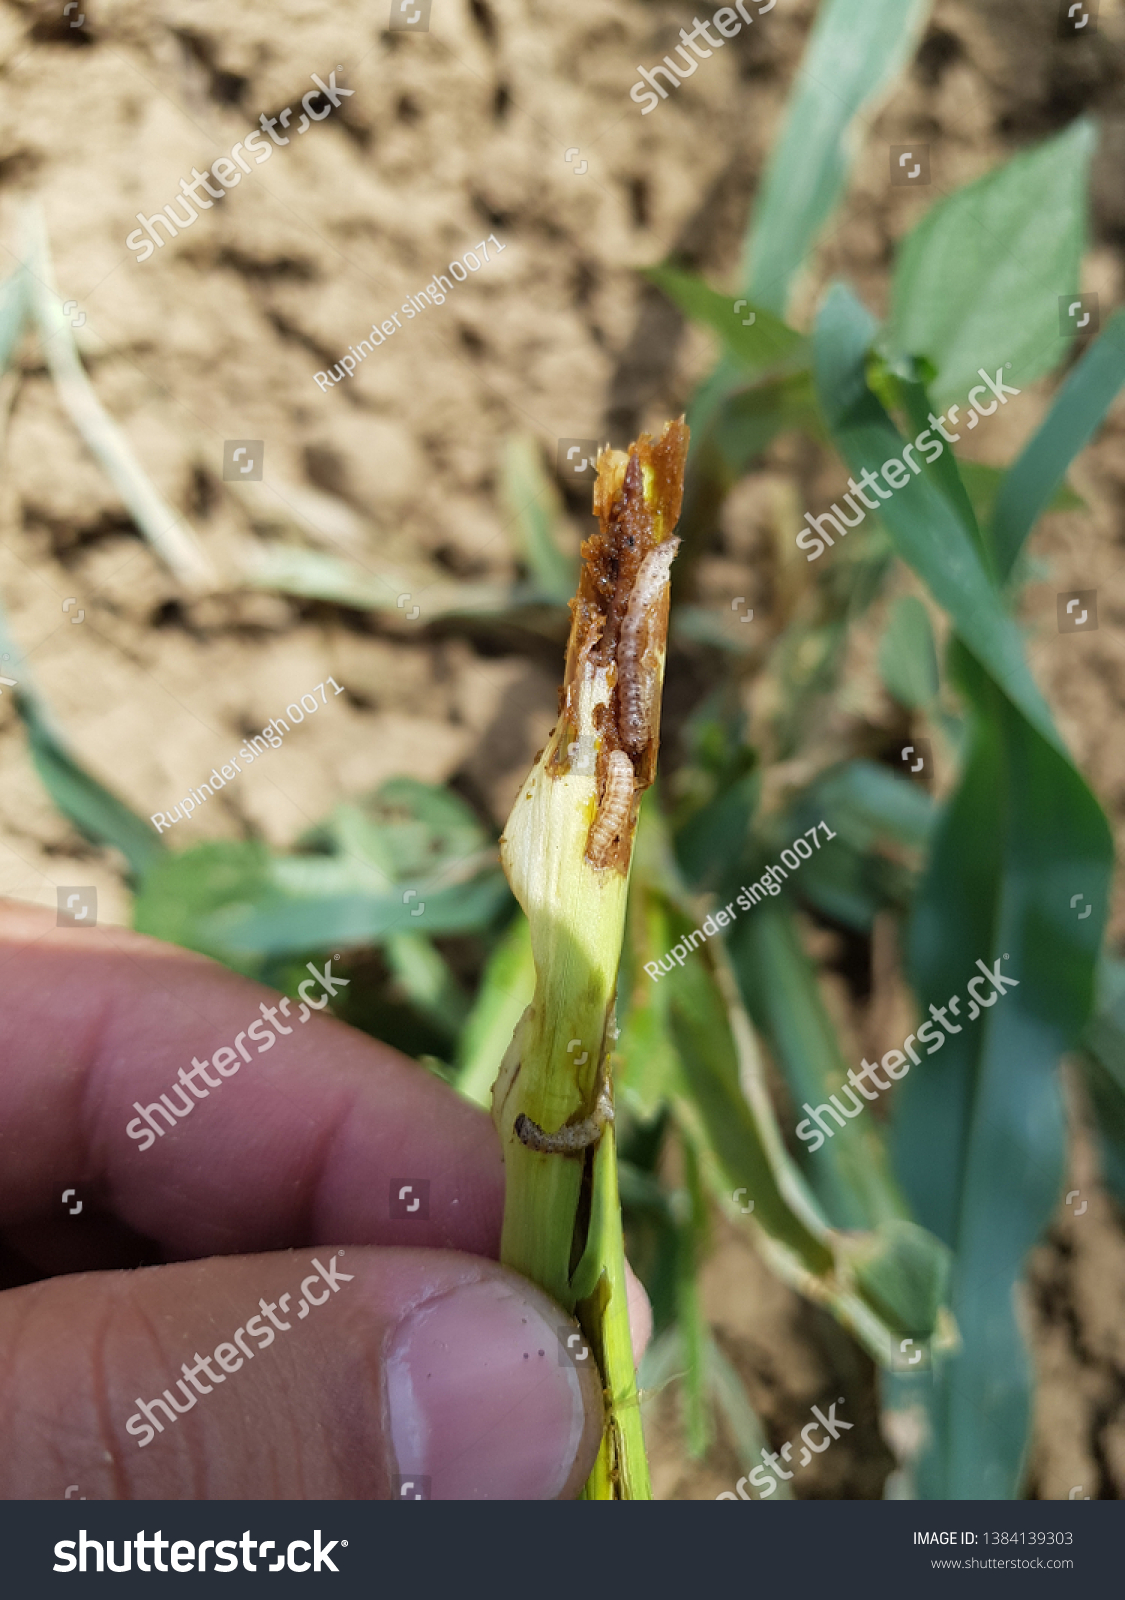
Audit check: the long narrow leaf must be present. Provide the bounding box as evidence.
[991,307,1125,581]
[743,0,933,313]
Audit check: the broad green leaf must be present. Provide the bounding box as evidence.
[878,596,939,708]
[885,120,1095,408]
[813,283,1061,754]
[991,307,1125,580]
[893,643,1112,1498]
[743,0,933,313]
[645,265,805,381]
[500,435,576,605]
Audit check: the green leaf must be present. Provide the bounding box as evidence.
[728,900,907,1231]
[500,435,576,605]
[797,758,934,854]
[878,596,939,708]
[957,462,1084,532]
[743,0,933,314]
[1078,959,1125,1211]
[384,930,469,1042]
[838,1218,951,1341]
[14,693,166,881]
[813,282,1062,754]
[991,307,1125,581]
[197,870,509,957]
[133,840,272,973]
[645,264,805,381]
[885,120,1095,409]
[893,643,1113,1498]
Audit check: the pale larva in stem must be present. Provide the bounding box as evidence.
[617,536,680,755]
[587,748,634,866]
[515,1083,615,1155]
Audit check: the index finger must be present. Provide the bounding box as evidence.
[0,902,504,1261]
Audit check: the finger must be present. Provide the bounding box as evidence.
[0,903,503,1261]
[1,1246,602,1501]
[625,1261,653,1367]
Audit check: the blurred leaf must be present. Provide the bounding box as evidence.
[884,120,1095,408]
[455,912,535,1109]
[838,1218,952,1340]
[384,930,469,1043]
[729,900,907,1230]
[303,780,491,882]
[709,372,823,471]
[1078,959,1125,1210]
[135,778,509,963]
[814,283,1062,753]
[22,203,215,590]
[957,462,1084,532]
[645,264,805,380]
[796,759,934,854]
[14,693,166,881]
[706,1337,786,1497]
[878,596,939,709]
[675,1136,713,1459]
[133,840,272,973]
[500,435,577,605]
[245,544,550,620]
[991,307,1125,581]
[0,267,28,372]
[893,643,1112,1498]
[742,0,933,314]
[198,870,509,957]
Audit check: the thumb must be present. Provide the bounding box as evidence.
[3,1248,604,1501]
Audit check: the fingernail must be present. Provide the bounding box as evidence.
[385,1276,600,1499]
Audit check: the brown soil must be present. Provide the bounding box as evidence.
[0,0,1122,1498]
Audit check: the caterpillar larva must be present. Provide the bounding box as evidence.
[617,537,680,754]
[587,748,634,866]
[514,1083,615,1154]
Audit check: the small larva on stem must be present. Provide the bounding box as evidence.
[514,1083,615,1155]
[617,537,680,755]
[587,748,634,865]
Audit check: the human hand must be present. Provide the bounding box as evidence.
[0,902,644,1500]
